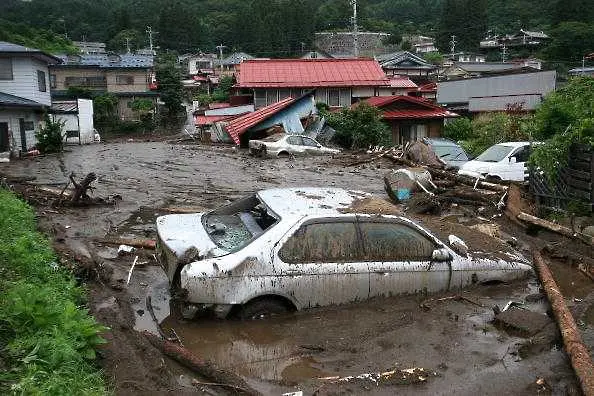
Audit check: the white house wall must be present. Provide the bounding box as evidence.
[0,57,51,106]
[77,99,94,144]
[0,109,41,152]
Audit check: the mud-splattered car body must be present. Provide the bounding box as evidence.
[248,134,340,157]
[156,188,532,318]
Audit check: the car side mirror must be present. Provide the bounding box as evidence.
[432,247,452,262]
[509,156,517,164]
[316,144,322,148]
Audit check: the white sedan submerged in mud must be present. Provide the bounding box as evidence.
[248,134,340,157]
[156,188,532,319]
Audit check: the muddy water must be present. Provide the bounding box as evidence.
[1,142,588,395]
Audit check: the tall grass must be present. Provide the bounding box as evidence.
[0,189,107,395]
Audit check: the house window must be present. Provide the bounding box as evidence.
[0,58,13,80]
[116,75,134,85]
[278,89,291,100]
[328,89,340,107]
[65,76,107,88]
[339,89,351,107]
[50,74,57,89]
[254,89,266,108]
[23,121,35,131]
[37,70,47,92]
[266,89,278,105]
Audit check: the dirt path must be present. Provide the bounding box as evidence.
[1,141,591,395]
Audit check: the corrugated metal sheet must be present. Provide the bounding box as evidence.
[469,94,543,112]
[51,101,78,113]
[236,59,389,88]
[55,53,153,68]
[195,114,243,126]
[224,97,296,144]
[437,70,556,107]
[364,95,457,119]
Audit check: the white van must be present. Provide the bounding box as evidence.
[458,141,538,182]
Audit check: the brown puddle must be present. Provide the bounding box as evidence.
[160,315,332,382]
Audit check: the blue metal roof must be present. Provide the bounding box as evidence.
[0,91,46,108]
[55,53,154,68]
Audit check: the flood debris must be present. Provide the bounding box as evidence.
[142,331,259,396]
[420,294,483,311]
[97,237,156,250]
[317,366,437,387]
[493,306,552,337]
[532,250,594,396]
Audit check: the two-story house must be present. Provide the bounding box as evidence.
[0,41,61,156]
[50,53,157,120]
[235,58,391,109]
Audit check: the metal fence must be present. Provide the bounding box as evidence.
[530,144,593,212]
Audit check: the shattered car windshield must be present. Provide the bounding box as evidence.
[475,144,514,162]
[432,145,468,161]
[202,194,278,252]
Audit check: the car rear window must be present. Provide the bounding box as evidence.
[359,222,435,261]
[261,134,285,142]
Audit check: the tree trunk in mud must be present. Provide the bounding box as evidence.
[142,331,260,396]
[70,172,97,203]
[519,213,593,246]
[532,250,594,396]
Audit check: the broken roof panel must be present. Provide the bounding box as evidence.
[236,58,389,88]
[364,95,458,119]
[224,97,296,144]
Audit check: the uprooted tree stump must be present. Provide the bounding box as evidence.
[69,172,97,203]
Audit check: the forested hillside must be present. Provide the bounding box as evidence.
[0,0,592,63]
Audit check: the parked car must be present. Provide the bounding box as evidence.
[156,188,532,319]
[249,134,340,157]
[458,141,539,182]
[422,137,471,170]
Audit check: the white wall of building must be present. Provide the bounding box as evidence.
[0,57,51,106]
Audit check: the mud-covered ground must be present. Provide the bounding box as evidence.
[1,141,592,395]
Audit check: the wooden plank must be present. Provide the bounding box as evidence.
[518,212,593,245]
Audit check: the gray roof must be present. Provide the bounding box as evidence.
[437,70,557,111]
[215,52,255,66]
[54,53,154,68]
[375,51,435,70]
[0,91,46,108]
[0,41,62,64]
[568,67,594,74]
[455,62,528,73]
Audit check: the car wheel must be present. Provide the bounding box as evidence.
[486,175,502,182]
[277,151,290,158]
[237,298,290,320]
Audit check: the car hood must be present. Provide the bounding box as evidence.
[156,213,226,280]
[458,160,496,177]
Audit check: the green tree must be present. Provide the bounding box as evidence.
[35,115,65,154]
[107,29,144,52]
[530,77,594,178]
[156,54,184,117]
[437,0,487,52]
[211,76,235,102]
[423,52,444,65]
[93,93,118,122]
[324,103,392,150]
[543,22,594,63]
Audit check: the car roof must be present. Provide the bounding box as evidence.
[423,137,460,147]
[493,141,537,148]
[257,187,367,218]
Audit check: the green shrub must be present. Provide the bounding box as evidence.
[35,115,65,154]
[324,102,392,149]
[0,189,107,394]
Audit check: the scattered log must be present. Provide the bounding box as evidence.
[532,250,594,396]
[518,212,593,246]
[143,331,259,396]
[96,237,156,249]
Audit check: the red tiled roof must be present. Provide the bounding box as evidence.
[388,77,417,88]
[195,114,245,126]
[236,58,390,88]
[417,82,437,92]
[225,97,296,144]
[363,95,458,119]
[382,109,456,119]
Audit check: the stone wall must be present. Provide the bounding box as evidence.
[314,32,397,57]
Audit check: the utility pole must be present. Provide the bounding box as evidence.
[146,26,157,55]
[501,43,507,62]
[449,35,457,55]
[125,37,131,54]
[216,44,226,74]
[350,0,359,57]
